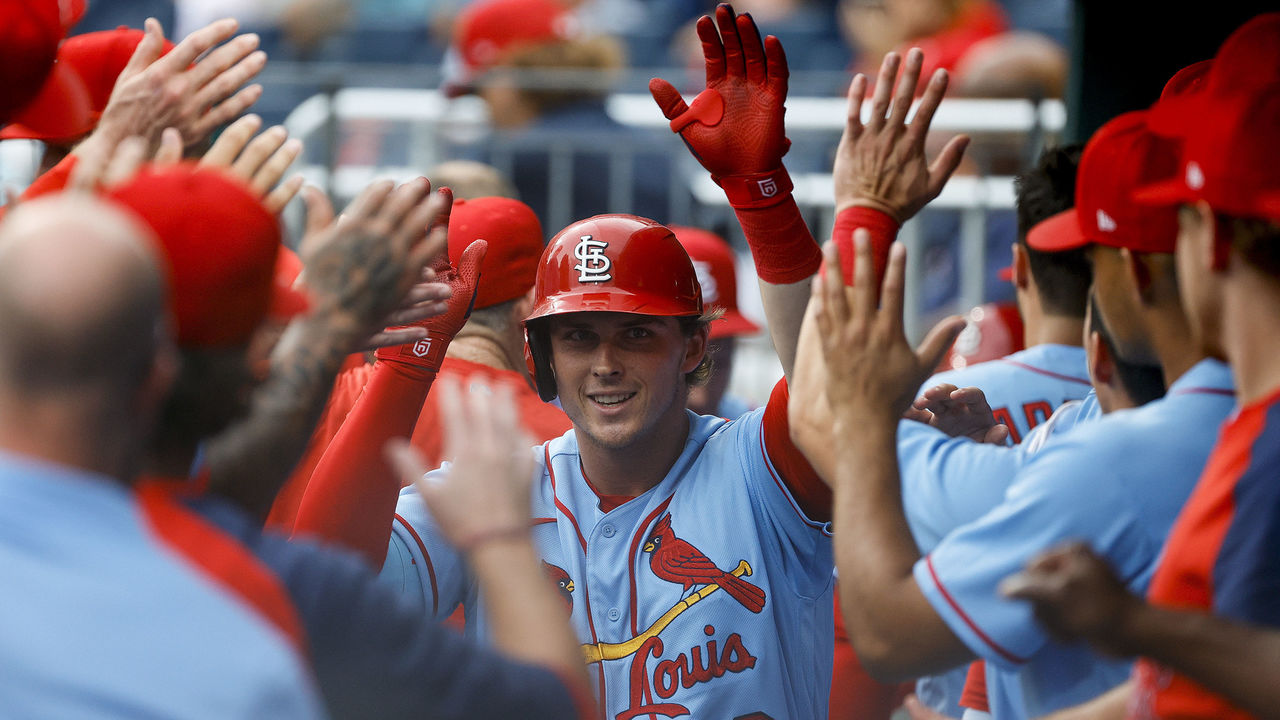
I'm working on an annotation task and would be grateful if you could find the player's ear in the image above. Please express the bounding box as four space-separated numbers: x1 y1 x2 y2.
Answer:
1121 248 1157 305
680 321 710 375
1011 243 1031 290
1087 329 1114 387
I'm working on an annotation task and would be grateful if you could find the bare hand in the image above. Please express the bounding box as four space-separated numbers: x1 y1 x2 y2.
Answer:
905 384 1010 444
87 17 266 154
999 541 1140 654
812 230 965 428
386 376 534 551
199 114 304 214
833 48 969 220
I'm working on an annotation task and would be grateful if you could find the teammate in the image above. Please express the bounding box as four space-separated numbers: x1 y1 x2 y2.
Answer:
292 7 969 716
1003 15 1280 719
791 108 1236 719
0 194 323 717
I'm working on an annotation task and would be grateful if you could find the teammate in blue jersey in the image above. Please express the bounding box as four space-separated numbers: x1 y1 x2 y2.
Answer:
792 110 1236 720
0 196 323 718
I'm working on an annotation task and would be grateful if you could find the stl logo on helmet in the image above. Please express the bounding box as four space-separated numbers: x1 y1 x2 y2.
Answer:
573 236 612 283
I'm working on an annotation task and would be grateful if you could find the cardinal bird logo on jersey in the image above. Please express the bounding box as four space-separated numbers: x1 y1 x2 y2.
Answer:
642 514 766 614
542 561 575 611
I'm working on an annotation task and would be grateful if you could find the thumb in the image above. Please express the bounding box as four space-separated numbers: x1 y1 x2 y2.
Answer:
648 77 689 121
454 239 488 320
916 315 965 377
302 185 335 236
429 186 453 234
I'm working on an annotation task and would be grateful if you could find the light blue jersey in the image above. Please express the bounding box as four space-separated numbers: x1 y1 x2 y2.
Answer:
386 408 835 720
0 452 324 719
908 344 1090 714
914 359 1235 719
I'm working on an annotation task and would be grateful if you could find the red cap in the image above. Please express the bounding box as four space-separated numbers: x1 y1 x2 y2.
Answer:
443 0 578 96
669 225 760 339
0 0 89 126
3 27 177 143
447 196 544 309
1027 111 1180 254
1149 13 1280 136
1134 87 1280 222
936 302 1024 373
269 245 310 321
106 164 285 348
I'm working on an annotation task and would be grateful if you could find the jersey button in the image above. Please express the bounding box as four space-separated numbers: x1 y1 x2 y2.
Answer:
601 523 616 538
607 607 621 622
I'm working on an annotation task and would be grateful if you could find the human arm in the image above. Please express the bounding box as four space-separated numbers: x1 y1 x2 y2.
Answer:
385 377 593 708
799 232 970 678
205 180 452 523
1003 543 1280 720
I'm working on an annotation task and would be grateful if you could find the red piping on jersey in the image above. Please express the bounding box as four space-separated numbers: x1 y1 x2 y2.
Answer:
925 555 1028 665
547 446 589 554
394 513 439 617
547 446 607 706
627 496 677 635
758 429 832 536
531 517 557 526
996 359 1091 386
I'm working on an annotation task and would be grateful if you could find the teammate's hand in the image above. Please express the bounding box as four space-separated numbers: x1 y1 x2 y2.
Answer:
811 230 965 428
904 383 1010 444
198 114 304 215
649 4 791 205
901 695 959 720
82 18 265 155
300 178 451 350
999 541 1141 654
833 48 969 221
386 377 535 554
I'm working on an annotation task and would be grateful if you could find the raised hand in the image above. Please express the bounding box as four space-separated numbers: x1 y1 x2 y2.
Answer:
1000 542 1139 654
198 114 304 214
833 48 969 221
904 383 1010 444
812 230 965 428
649 3 791 207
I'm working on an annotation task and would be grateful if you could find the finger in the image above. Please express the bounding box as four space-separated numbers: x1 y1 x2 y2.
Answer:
385 438 429 489
262 174 305 215
361 326 429 352
737 13 766 85
406 225 450 288
189 84 265 142
868 51 900 131
842 73 867 141
489 383 521 451
384 300 449 326
379 177 432 235
887 47 923 129
302 185 336 236
906 68 949 149
466 380 496 446
851 230 879 327
878 241 907 333
998 569 1054 601
345 179 395 223
153 127 184 165
716 4 746 78
917 315 967 377
983 424 1010 445
118 17 172 81
160 19 240 75
428 186 453 234
763 34 789 90
810 272 831 340
232 125 287 182
183 32 260 91
400 281 453 306
927 134 970 199
189 49 268 120
250 136 303 197
102 137 149 187
695 14 726 84
400 190 449 255
647 77 690 121
901 407 933 424
202 114 262 168
823 240 853 333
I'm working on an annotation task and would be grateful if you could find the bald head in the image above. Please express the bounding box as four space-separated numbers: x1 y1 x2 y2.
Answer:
0 195 168 398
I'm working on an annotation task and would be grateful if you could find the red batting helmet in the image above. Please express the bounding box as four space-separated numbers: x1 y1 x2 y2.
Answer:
523 214 703 401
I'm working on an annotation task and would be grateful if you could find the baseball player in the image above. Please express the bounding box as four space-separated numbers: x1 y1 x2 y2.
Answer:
292 7 969 717
1004 15 1280 719
792 108 1236 719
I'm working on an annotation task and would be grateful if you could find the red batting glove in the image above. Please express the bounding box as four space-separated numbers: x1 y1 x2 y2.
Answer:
649 5 791 208
375 234 487 372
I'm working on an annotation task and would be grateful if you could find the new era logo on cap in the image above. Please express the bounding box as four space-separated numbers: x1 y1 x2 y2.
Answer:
1096 209 1117 233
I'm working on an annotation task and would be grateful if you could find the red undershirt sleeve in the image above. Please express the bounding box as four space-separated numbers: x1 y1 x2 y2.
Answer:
832 206 900 289
292 360 436 569
762 378 831 523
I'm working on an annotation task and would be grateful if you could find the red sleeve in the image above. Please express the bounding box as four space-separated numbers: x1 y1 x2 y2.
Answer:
265 363 374 532
833 206 900 289
292 360 436 568
762 378 831 523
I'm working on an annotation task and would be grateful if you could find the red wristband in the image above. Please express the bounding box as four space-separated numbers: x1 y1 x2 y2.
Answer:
733 194 821 284
375 330 452 372
713 167 794 209
832 205 901 288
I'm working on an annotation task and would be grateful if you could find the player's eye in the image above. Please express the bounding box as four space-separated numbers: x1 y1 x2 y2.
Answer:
624 326 652 340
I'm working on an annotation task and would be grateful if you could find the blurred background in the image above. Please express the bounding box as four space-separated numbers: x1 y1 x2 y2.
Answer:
4 0 1268 406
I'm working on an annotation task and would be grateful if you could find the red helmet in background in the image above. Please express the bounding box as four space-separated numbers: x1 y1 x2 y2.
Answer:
935 301 1025 373
524 214 703 400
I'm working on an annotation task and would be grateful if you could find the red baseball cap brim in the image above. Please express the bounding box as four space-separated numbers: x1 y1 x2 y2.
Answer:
1025 208 1087 252
710 308 760 339
1131 175 1195 209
